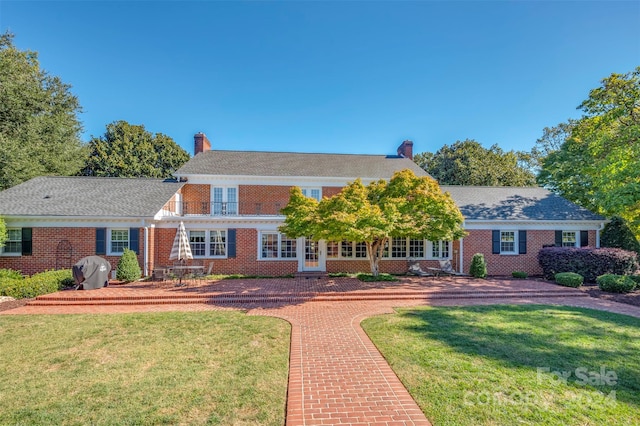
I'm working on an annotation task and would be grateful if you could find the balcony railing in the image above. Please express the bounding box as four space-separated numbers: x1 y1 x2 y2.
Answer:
161 201 284 217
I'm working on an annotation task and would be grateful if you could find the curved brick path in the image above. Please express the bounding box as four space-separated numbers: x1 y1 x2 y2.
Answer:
3 277 640 425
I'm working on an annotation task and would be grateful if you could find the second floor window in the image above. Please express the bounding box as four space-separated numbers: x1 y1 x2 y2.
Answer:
212 187 238 215
301 188 321 201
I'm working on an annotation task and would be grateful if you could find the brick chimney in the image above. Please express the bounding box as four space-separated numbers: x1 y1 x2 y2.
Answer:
397 140 413 160
194 132 211 154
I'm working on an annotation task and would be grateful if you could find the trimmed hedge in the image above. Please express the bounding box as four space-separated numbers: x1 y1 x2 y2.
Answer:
555 272 584 288
512 271 528 279
469 253 487 278
116 248 142 282
356 273 398 282
0 268 23 280
597 274 637 293
538 247 639 282
0 269 72 299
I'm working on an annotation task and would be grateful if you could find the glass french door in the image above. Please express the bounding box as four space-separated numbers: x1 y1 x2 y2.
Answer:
301 238 325 271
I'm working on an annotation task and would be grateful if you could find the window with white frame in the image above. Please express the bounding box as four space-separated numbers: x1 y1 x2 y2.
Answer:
500 231 516 254
562 231 577 247
2 229 22 254
301 188 322 201
109 229 129 254
428 240 451 259
409 238 425 258
326 241 368 259
391 237 407 258
260 232 297 259
326 241 339 259
211 187 238 215
187 230 227 257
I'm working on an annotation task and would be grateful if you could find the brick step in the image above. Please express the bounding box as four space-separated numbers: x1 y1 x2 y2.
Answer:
28 290 588 306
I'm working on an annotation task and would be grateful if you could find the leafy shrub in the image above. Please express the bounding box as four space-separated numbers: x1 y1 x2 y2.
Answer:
356 273 398 282
597 274 637 293
116 249 141 282
538 247 639 282
630 275 640 285
469 253 487 278
0 268 23 280
601 216 640 254
0 269 72 299
555 272 584 288
328 272 350 278
512 271 528 279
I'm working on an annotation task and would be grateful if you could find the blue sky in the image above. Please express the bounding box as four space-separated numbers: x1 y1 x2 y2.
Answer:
1 1 638 156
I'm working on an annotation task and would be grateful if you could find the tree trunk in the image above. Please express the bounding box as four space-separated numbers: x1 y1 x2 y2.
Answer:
367 238 387 277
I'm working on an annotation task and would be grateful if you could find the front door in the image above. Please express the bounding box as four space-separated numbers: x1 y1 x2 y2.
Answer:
300 238 326 272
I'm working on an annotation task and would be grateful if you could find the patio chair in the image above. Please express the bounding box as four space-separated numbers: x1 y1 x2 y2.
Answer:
407 260 433 277
427 259 467 277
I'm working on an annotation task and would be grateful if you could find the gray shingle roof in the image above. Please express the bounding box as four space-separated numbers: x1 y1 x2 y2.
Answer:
0 176 184 217
443 186 605 221
176 150 428 179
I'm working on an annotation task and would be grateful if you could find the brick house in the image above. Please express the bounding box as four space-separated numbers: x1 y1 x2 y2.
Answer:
0 134 606 277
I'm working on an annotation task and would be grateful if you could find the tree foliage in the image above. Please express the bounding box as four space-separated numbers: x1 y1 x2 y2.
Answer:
0 217 7 249
80 121 190 178
280 169 466 276
414 139 536 186
538 67 640 237
0 32 86 190
601 216 640 254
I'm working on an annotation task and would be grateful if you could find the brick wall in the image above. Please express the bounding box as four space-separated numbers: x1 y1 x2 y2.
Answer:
182 184 211 215
461 229 597 276
0 227 144 276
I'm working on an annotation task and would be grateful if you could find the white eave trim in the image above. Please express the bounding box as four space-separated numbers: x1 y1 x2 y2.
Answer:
174 174 385 187
463 219 608 230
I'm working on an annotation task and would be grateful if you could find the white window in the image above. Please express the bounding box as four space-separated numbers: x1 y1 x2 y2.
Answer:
188 230 227 258
391 237 408 258
260 232 297 260
301 188 322 201
1 229 22 254
109 229 129 254
211 187 238 215
326 241 368 259
409 238 425 258
500 231 516 254
428 240 451 259
562 231 577 247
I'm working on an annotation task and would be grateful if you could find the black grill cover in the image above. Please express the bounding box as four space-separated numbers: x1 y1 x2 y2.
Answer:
72 256 111 290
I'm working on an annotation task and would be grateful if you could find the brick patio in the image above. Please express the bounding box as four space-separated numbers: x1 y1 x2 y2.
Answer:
3 276 640 425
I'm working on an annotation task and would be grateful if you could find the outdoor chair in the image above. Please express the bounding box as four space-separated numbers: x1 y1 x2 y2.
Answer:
407 260 433 277
427 259 467 277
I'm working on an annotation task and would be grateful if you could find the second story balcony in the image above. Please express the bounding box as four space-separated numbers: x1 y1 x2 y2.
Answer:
160 201 285 217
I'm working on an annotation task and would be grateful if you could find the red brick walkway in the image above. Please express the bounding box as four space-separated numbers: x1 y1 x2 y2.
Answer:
3 277 640 425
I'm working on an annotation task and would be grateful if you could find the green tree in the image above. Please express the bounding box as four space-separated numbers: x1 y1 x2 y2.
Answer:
80 121 190 178
601 216 640 254
414 139 536 186
280 169 466 276
538 67 640 237
0 217 7 249
116 248 142 282
0 32 86 190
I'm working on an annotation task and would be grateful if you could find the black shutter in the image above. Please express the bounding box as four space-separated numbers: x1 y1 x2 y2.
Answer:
129 228 140 254
555 231 563 247
96 228 106 255
492 230 501 254
227 229 236 258
580 230 589 247
21 228 32 256
518 230 527 254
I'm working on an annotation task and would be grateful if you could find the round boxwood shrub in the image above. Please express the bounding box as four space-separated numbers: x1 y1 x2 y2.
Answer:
512 271 528 279
469 253 487 278
597 274 637 293
116 249 142 282
554 272 584 288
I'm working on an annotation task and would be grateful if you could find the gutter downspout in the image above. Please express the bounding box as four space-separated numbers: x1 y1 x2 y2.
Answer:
596 222 605 248
143 221 149 276
459 220 465 274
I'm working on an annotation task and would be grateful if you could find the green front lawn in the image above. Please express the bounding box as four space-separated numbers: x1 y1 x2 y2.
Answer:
0 311 290 425
362 305 640 425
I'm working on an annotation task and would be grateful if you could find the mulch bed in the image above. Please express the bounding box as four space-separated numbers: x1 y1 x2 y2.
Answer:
0 298 31 312
580 283 640 308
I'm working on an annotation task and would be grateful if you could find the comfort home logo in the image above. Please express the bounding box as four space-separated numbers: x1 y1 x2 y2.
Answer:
463 366 618 408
